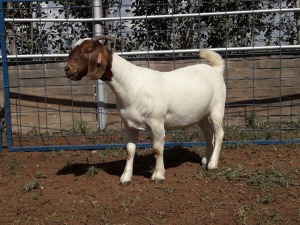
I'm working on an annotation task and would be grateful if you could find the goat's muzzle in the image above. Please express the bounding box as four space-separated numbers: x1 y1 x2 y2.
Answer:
64 65 82 81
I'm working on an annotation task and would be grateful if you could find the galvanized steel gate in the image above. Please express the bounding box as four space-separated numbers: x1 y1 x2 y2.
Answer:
1 0 300 152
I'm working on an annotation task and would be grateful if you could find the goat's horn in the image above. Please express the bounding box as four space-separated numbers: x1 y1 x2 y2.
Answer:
92 35 115 43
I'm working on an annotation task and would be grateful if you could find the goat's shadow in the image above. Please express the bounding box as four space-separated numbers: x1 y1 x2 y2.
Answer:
56 146 202 178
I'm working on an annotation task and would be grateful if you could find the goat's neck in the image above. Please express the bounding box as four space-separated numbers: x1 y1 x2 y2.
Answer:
106 54 136 98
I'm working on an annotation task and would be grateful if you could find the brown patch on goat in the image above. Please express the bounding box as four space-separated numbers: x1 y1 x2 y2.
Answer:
65 45 89 81
127 151 131 160
65 40 113 81
101 47 113 81
153 149 160 156
86 43 113 81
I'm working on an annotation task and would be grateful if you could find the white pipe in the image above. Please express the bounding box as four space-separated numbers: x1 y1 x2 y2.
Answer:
4 8 300 22
2 45 300 59
92 0 106 130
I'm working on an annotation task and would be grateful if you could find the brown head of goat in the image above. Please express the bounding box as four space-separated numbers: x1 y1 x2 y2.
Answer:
65 35 114 81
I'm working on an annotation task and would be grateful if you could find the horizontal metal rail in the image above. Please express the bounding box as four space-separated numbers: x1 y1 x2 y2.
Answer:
1 45 300 59
4 8 300 23
4 139 300 152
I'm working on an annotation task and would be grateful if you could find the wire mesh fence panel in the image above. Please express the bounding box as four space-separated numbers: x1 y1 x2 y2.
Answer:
0 0 300 151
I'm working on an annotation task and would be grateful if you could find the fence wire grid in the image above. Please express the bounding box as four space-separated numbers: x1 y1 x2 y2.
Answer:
0 0 300 152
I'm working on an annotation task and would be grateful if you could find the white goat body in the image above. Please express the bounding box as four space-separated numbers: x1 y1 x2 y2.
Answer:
109 53 224 131
66 38 226 186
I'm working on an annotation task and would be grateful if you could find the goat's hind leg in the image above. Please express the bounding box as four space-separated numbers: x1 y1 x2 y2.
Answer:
208 123 224 170
207 104 225 170
120 128 139 186
198 117 214 168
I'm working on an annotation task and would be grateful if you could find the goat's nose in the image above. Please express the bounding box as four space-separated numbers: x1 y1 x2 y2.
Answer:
65 66 70 72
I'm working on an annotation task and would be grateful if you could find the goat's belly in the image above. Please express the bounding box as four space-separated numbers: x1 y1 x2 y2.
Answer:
164 110 207 130
163 94 212 129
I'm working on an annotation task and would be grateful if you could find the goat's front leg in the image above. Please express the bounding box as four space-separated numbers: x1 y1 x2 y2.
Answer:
120 128 139 186
151 125 166 183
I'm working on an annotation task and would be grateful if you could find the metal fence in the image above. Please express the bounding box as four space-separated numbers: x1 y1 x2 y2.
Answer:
1 0 300 152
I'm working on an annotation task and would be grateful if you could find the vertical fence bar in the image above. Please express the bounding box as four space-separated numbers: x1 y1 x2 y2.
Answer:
0 1 12 150
296 0 300 43
278 2 283 143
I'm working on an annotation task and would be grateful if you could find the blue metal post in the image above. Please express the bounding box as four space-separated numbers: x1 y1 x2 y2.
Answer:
0 115 2 152
0 1 13 150
0 1 4 152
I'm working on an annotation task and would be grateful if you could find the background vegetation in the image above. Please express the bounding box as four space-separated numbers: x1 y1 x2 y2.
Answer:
3 0 299 57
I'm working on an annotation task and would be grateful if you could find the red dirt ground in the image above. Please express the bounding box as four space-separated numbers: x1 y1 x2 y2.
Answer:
0 144 299 225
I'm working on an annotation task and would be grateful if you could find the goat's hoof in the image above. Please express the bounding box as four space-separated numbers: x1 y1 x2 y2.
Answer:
207 162 218 170
154 179 164 184
120 181 131 187
201 157 207 167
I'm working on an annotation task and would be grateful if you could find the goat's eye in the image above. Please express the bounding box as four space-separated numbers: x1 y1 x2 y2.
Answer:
81 50 90 55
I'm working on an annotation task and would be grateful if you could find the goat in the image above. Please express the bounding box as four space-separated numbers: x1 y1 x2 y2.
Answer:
65 35 226 186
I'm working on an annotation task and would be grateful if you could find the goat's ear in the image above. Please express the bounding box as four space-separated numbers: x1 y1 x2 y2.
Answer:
86 46 107 81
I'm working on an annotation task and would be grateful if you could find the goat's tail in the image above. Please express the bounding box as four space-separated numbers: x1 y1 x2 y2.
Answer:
200 49 224 74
